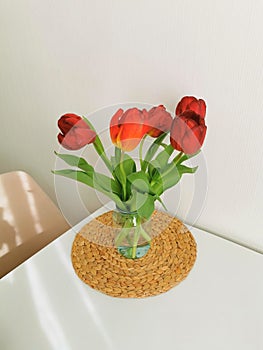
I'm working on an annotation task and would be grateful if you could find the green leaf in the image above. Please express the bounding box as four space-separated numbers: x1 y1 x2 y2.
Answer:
55 151 121 195
148 159 161 171
150 162 198 196
141 133 168 172
177 164 198 174
148 162 159 179
153 144 174 169
137 192 155 220
113 154 136 184
93 172 121 194
123 190 155 220
152 165 181 195
127 171 150 193
177 150 201 164
122 154 137 175
52 169 94 187
55 152 94 173
52 169 126 210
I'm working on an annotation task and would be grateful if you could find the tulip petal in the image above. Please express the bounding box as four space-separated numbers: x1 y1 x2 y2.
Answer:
118 123 144 151
74 128 96 147
189 99 206 119
182 125 206 154
182 133 199 154
58 114 82 134
57 133 64 145
184 117 198 129
57 114 96 150
170 118 184 151
170 110 207 155
175 96 196 116
199 99 206 118
110 109 123 146
198 124 207 145
176 96 206 119
110 107 146 151
146 105 172 137
58 133 79 150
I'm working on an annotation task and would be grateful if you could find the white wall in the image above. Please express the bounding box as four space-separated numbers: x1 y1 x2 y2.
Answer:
1 0 263 251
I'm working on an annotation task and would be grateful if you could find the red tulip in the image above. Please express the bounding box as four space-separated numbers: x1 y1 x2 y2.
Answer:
170 110 207 155
58 113 96 150
145 105 173 137
110 108 147 151
176 96 206 119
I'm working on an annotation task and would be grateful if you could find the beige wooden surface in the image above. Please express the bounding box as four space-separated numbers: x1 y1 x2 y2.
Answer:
0 171 70 278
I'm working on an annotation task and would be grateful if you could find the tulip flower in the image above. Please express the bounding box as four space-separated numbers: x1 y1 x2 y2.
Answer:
58 113 96 150
55 99 207 260
176 96 206 119
110 108 147 152
170 110 207 155
145 105 173 137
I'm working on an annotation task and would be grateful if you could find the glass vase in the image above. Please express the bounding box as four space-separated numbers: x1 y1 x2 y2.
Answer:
112 208 152 259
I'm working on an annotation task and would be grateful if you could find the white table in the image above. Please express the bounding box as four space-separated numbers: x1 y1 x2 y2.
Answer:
1 205 263 350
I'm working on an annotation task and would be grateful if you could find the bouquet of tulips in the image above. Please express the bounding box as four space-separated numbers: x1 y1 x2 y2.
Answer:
54 96 207 258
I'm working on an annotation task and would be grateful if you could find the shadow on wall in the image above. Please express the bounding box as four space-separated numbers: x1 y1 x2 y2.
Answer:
0 171 70 278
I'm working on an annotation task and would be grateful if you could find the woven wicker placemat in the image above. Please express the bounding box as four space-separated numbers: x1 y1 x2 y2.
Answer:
71 210 197 298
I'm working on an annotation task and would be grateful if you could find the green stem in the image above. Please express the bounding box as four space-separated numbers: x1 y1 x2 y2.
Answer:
115 225 131 247
172 151 184 165
156 195 168 211
126 234 132 246
83 116 112 172
120 150 127 201
115 215 135 246
115 146 121 163
100 151 113 172
93 136 112 172
139 134 147 169
132 225 141 259
140 226 151 242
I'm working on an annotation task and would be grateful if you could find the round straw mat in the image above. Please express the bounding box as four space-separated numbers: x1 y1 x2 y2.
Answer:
71 210 197 298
